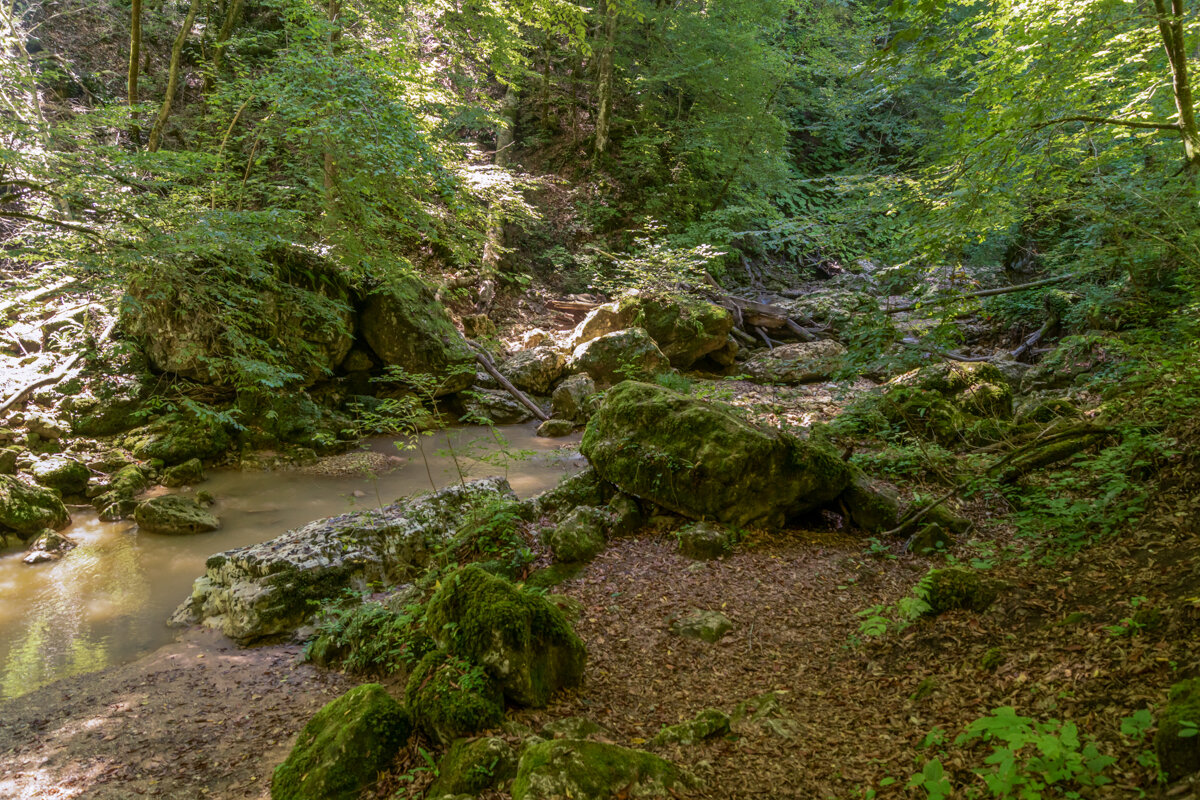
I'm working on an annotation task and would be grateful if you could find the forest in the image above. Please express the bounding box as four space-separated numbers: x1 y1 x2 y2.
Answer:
1 0 1199 797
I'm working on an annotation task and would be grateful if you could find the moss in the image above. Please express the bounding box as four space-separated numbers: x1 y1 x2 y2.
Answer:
529 467 613 521
30 456 90 496
263 563 363 632
161 457 205 488
650 709 731 746
404 651 505 745
1156 679 1200 780
271 683 411 800
427 737 518 797
543 506 608 563
512 739 696 800
581 381 850 529
126 412 232 465
923 568 997 615
979 647 1004 671
425 564 586 707
525 563 583 590
675 522 736 560
0 475 71 537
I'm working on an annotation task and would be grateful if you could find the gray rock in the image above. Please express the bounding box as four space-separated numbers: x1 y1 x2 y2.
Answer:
841 472 901 533
171 477 517 642
676 521 736 560
537 419 576 438
650 708 731 746
26 413 70 440
23 528 76 565
550 373 598 423
512 740 696 800
671 609 734 643
742 340 847 385
161 457 205 488
30 456 89 496
544 506 608 563
0 475 70 538
134 495 221 535
462 388 535 424
500 346 567 395
570 328 670 387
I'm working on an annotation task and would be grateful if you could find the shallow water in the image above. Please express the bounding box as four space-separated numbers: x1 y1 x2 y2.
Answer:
0 423 583 699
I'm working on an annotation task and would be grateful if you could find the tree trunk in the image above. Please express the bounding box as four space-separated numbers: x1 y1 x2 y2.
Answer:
323 0 342 214
477 86 519 314
204 0 242 92
1152 0 1200 167
128 0 142 107
593 0 617 163
147 0 202 152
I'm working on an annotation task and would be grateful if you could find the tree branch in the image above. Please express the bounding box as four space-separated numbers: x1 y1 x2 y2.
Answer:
1032 115 1180 132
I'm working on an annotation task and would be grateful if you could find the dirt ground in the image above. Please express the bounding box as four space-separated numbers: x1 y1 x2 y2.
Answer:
0 629 351 800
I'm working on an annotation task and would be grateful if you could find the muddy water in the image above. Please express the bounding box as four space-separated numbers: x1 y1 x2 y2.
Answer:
0 423 583 699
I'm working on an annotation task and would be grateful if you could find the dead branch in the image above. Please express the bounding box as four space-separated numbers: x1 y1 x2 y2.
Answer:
467 343 550 422
0 318 115 416
884 273 1076 315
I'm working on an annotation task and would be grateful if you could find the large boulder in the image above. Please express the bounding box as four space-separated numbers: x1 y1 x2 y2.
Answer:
171 478 517 642
134 495 221 535
569 293 733 369
543 506 608 563
551 373 599 423
123 249 354 387
124 413 232 465
0 475 70 539
499 347 567 395
359 274 476 397
512 740 695 800
570 328 670 387
404 651 506 745
581 381 851 529
742 340 847 385
30 456 89 496
425 564 587 707
271 683 411 800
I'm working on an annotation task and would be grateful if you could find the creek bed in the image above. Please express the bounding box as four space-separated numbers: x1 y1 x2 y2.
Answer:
0 423 583 699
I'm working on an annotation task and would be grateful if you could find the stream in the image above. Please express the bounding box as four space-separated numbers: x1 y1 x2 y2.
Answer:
0 423 583 700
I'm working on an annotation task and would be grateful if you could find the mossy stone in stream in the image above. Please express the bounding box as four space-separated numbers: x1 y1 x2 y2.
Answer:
30 456 89 496
536 419 576 438
0 475 70 538
161 457 205 488
134 494 221 535
427 736 518 797
91 463 150 521
404 651 505 745
425 564 586 707
270 683 411 800
511 740 696 800
922 568 996 615
1155 679 1200 780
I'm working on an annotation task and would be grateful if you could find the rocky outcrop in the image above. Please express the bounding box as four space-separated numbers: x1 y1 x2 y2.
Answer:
124 413 232 465
0 475 70 539
581 381 851 528
570 328 670 387
359 274 475 397
425 564 587 707
742 340 847 385
882 361 1013 443
134 495 221 535
123 249 354 387
271 683 411 800
512 740 695 800
171 478 517 642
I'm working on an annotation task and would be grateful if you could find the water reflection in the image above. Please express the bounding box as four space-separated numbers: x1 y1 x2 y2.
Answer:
0 423 582 698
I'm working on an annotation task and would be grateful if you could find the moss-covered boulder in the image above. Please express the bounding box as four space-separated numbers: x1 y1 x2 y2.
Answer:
742 340 848 385
526 467 614 521
427 736 518 797
404 651 505 745
570 329 670 387
134 495 221 535
0 448 18 475
1155 679 1200 780
676 521 736 560
512 740 696 800
650 708 731 746
30 456 90 496
271 683 411 800
161 457 205 488
499 346 568 395
425 564 587 707
125 413 232 465
91 463 151 521
360 274 475 397
462 388 535 425
616 293 734 369
923 568 997 615
550 373 599 423
890 362 1013 418
840 472 901 533
0 475 70 538
124 249 354 389
581 381 851 529
543 506 608 563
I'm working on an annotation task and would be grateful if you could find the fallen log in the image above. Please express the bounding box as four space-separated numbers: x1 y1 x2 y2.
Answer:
0 318 115 416
0 276 76 318
884 273 1076 315
467 343 550 422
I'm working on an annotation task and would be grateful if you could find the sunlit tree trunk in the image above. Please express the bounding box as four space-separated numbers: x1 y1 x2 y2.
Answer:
1151 0 1200 167
148 0 202 152
323 0 342 215
128 0 142 142
204 0 243 93
0 0 51 151
593 0 617 163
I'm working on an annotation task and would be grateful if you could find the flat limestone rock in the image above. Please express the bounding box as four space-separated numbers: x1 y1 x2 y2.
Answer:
171 477 517 642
